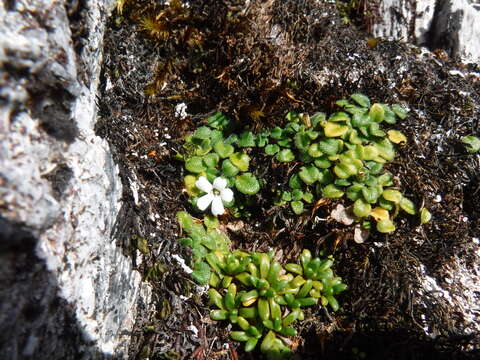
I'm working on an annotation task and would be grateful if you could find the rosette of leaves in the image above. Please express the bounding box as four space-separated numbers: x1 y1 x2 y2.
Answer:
205 248 346 358
176 211 230 284
262 94 428 233
181 112 261 215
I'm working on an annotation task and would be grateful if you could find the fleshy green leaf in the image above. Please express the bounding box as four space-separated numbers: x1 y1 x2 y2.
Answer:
292 189 303 201
318 139 340 155
461 136 480 153
322 184 344 198
298 165 320 185
289 174 303 189
222 159 239 177
376 219 396 233
324 122 349 137
420 208 432 224
295 132 311 150
265 144 280 155
270 127 283 139
203 153 220 168
193 126 211 140
353 198 371 217
400 197 417 215
276 149 295 162
391 104 408 119
238 131 256 147
213 141 235 158
207 112 230 130
351 93 371 108
185 156 206 173
192 261 211 284
235 173 260 195
230 152 250 171
329 112 350 122
369 103 385 123
291 200 304 215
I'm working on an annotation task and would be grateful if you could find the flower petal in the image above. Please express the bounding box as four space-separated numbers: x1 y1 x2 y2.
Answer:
211 196 225 216
220 188 233 203
196 176 213 193
213 177 227 191
197 193 214 211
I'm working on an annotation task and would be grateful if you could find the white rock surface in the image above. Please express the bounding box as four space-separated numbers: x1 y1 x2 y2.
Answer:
0 0 150 358
373 0 480 62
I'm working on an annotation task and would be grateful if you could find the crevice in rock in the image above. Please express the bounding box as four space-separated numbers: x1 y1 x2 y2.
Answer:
425 0 463 57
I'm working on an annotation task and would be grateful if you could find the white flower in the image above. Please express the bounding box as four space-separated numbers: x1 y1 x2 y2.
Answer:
195 176 233 216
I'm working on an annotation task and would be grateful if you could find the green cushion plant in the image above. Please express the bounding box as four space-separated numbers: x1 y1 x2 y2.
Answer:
177 213 346 359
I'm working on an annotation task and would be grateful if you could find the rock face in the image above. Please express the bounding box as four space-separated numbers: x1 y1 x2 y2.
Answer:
373 0 480 62
0 0 149 358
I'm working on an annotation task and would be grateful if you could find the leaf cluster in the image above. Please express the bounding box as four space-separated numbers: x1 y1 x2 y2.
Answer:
181 112 261 216
177 213 346 358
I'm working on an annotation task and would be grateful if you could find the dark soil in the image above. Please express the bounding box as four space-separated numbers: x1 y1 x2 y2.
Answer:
96 1 480 359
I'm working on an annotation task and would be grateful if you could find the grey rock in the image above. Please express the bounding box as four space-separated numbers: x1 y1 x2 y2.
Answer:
373 0 480 62
0 0 151 358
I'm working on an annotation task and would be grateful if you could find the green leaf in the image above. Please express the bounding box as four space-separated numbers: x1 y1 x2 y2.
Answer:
334 178 351 187
184 175 200 196
314 156 332 169
324 122 349 137
400 197 417 215
203 153 220 168
265 144 280 155
317 169 334 185
420 208 432 224
299 165 320 185
391 104 408 119
351 113 370 128
277 138 292 147
185 156 206 173
286 111 300 123
378 197 394 211
365 161 383 175
289 174 303 189
291 200 304 215
308 143 323 157
230 152 250 171
222 159 240 177
276 149 295 162
192 261 211 284
281 191 292 201
295 132 311 150
238 131 256 147
207 112 230 130
376 219 396 233
369 122 386 137
225 134 238 145
204 215 219 230
270 127 283 139
231 331 249 342
193 126 211 140
318 139 340 155
292 189 303 201
382 189 402 203
311 112 326 128
235 173 260 195
351 93 371 108
381 104 397 124
462 136 480 153
353 198 371 217
329 112 350 122
369 103 385 123
322 184 344 198
256 132 269 147
213 141 235 158
362 186 381 204
303 192 314 203
346 184 364 201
